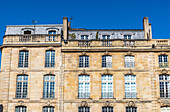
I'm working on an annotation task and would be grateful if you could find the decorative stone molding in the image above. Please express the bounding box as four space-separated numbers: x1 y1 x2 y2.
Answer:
45 70 54 75
79 69 89 75
80 101 88 107
128 101 135 107
163 100 169 106
18 100 25 106
46 46 55 51
125 51 133 56
161 69 168 74
19 47 28 51
160 52 167 55
104 51 109 56
103 69 110 75
126 69 134 75
81 52 86 55
19 70 27 75
45 100 52 106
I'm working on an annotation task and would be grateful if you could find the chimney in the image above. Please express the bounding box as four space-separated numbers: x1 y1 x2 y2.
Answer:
143 17 152 40
63 17 68 40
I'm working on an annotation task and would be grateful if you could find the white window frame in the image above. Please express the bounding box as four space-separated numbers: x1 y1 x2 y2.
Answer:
16 75 28 98
15 106 27 112
159 75 170 98
46 30 56 42
45 50 55 68
18 51 29 68
43 106 54 112
126 107 137 112
125 56 135 68
78 75 90 98
79 56 89 68
78 107 90 112
102 55 112 68
102 107 113 112
161 107 170 112
81 35 89 40
102 75 113 98
159 55 168 68
125 75 137 98
43 75 55 98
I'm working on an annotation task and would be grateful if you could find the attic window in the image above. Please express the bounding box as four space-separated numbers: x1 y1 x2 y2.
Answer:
24 30 31 34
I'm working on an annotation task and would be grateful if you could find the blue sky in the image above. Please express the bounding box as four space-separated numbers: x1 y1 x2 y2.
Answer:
0 0 169 49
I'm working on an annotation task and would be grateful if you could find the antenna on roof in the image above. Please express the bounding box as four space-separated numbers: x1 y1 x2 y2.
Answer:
32 20 38 34
69 17 74 28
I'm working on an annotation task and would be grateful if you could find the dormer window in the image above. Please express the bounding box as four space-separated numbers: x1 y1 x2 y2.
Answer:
24 30 31 34
46 30 56 41
81 35 88 40
124 35 131 39
102 35 110 40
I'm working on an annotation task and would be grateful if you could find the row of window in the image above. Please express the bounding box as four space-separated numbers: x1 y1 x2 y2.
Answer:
19 51 169 68
16 74 170 99
14 106 170 112
80 35 132 40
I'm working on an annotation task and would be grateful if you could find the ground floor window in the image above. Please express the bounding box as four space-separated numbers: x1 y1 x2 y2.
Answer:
43 106 54 112
102 107 113 112
15 106 27 112
126 107 137 112
78 107 90 112
161 107 170 112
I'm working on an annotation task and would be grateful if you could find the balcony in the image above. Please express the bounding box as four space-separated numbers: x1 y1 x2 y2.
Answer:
78 41 90 47
3 34 61 44
101 40 112 47
125 92 137 98
101 92 113 98
78 92 90 99
123 40 135 46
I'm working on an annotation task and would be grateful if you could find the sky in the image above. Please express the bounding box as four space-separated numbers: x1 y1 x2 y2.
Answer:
0 0 170 64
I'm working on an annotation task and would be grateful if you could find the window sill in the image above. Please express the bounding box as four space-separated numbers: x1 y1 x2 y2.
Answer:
13 98 30 99
123 98 139 99
77 98 92 100
99 98 116 99
41 98 57 100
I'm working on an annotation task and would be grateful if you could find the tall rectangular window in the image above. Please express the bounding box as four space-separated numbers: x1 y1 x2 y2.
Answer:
159 75 170 98
125 75 137 98
161 107 170 112
102 75 113 98
78 75 90 98
79 56 89 68
78 107 90 112
125 56 135 68
102 56 112 68
15 106 27 112
43 75 55 98
45 50 55 68
102 107 113 112
126 107 137 112
81 35 88 40
159 55 168 68
18 51 29 68
16 75 28 98
43 106 54 112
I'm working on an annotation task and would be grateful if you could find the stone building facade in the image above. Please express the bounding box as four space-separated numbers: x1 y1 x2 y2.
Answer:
0 17 170 112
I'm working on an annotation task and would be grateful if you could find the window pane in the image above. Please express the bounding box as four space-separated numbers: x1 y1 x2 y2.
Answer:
159 75 170 98
43 107 54 112
125 75 136 98
79 56 89 68
125 56 135 68
15 106 27 112
19 51 29 68
45 51 55 68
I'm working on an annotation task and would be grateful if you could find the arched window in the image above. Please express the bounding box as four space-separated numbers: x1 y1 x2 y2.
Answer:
18 50 29 68
45 50 55 68
102 106 113 112
126 107 137 112
159 55 168 68
15 106 27 112
24 30 31 34
79 55 89 68
101 75 113 98
159 75 170 98
161 107 170 112
78 107 90 112
125 75 136 98
43 106 54 112
124 55 135 68
16 75 28 98
43 75 55 98
78 75 90 98
102 55 112 68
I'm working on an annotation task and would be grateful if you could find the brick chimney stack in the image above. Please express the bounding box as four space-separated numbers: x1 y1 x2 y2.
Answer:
143 17 152 40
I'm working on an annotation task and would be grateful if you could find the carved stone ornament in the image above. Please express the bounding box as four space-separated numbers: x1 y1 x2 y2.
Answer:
163 100 169 106
128 101 135 107
80 101 88 107
20 47 28 51
161 69 168 74
160 52 167 55
104 51 109 55
127 69 133 75
103 69 109 75
104 101 110 107
20 70 27 75
45 100 52 106
81 52 86 55
47 46 54 50
126 51 133 56
45 70 53 75
18 100 24 106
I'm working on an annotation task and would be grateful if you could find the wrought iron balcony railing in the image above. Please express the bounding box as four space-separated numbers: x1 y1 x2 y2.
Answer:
78 41 90 47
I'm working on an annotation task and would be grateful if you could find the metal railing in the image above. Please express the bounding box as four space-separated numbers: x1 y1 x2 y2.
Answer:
123 40 135 46
101 92 113 98
78 92 90 98
101 40 112 47
125 92 137 98
78 41 90 47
